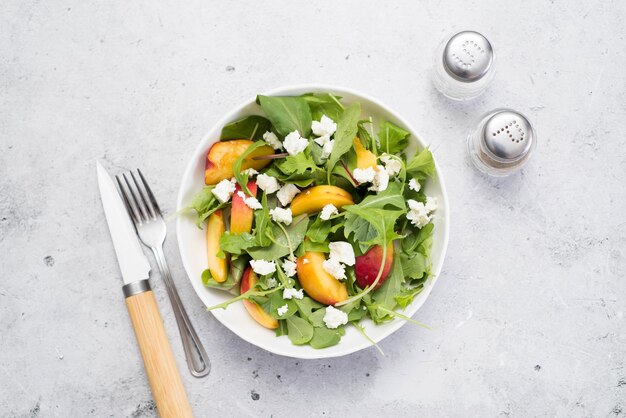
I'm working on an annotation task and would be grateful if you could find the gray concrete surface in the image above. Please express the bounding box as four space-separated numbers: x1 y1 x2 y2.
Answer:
1 0 625 417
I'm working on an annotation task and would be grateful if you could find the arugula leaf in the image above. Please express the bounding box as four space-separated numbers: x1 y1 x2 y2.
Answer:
275 320 288 336
309 327 342 349
201 268 237 292
307 308 327 327
371 252 403 316
301 93 344 121
247 215 309 260
264 291 297 319
306 214 342 243
355 182 406 211
187 187 222 227
219 232 256 256
357 119 376 151
343 206 403 247
252 193 271 247
401 223 434 254
286 315 314 345
378 121 410 154
344 215 378 253
406 148 436 180
233 141 267 195
277 150 320 175
302 240 330 253
327 103 361 172
221 115 271 141
399 251 426 280
395 285 424 309
293 297 324 320
257 95 312 137
262 166 319 188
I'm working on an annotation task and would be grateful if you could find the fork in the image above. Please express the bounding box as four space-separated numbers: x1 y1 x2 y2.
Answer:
116 169 210 378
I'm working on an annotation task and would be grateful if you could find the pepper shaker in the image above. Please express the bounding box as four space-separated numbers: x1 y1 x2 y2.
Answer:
467 109 537 176
433 30 496 100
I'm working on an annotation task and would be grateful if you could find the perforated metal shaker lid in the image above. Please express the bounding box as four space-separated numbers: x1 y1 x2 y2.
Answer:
443 31 494 82
482 110 534 161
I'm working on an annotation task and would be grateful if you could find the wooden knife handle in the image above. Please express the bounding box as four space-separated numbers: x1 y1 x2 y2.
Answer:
124 282 193 418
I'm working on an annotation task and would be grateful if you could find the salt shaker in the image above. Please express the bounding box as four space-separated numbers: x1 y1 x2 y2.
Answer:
467 109 536 176
433 30 495 100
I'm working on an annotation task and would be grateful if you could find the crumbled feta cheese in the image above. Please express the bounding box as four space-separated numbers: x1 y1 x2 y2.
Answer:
380 154 402 177
236 191 262 210
277 183 300 206
311 115 337 137
323 305 348 329
313 134 331 147
408 178 421 192
250 259 276 276
302 258 310 265
256 174 280 194
406 199 430 228
320 204 338 220
270 207 293 225
283 130 308 156
321 140 334 159
277 304 289 316
263 131 283 150
283 288 304 300
322 257 346 280
282 259 297 277
212 178 236 203
266 277 277 288
328 241 355 266
369 165 389 192
353 167 376 183
241 168 258 177
425 196 438 213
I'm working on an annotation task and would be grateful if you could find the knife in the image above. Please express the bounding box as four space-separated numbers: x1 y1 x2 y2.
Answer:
97 162 193 418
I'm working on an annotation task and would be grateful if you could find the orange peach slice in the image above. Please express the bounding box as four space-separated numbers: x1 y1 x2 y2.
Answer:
296 252 348 305
204 139 274 185
290 185 353 216
355 244 394 289
353 137 377 169
240 267 278 329
206 210 228 282
230 181 257 234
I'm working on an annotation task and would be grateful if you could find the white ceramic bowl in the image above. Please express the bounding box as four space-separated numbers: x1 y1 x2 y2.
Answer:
176 84 449 359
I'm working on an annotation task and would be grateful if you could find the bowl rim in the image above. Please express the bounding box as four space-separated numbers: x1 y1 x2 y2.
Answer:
176 83 450 359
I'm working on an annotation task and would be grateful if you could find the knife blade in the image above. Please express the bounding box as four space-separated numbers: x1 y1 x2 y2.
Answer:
97 161 151 284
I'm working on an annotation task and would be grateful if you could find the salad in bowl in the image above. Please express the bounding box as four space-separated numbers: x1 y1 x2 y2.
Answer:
177 86 448 357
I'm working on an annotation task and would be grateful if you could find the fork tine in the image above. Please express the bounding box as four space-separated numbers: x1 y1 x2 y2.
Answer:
137 169 162 218
115 175 141 225
130 171 156 220
122 172 148 222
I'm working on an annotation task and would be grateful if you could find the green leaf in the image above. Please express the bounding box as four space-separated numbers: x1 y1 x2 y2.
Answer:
286 315 314 345
220 115 271 141
401 222 434 254
277 150 320 175
406 148 436 180
233 141 267 195
307 308 327 327
355 182 406 211
395 285 424 309
188 187 222 227
253 193 271 247
257 95 312 137
399 251 427 280
344 216 378 253
371 252 403 313
293 297 324 320
264 291 297 319
357 119 376 151
302 240 330 253
327 103 361 171
247 215 309 260
306 214 342 243
219 232 256 256
309 326 342 349
275 320 289 336
262 166 319 188
378 121 410 154
301 93 344 121
201 269 237 292
343 206 403 247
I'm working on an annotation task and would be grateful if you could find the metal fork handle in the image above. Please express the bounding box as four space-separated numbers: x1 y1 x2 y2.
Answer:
150 245 211 378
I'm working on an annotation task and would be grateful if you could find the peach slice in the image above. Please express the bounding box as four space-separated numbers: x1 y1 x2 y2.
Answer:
230 181 257 234
296 252 348 305
290 185 354 216
355 244 394 289
204 139 274 185
206 210 228 283
240 266 278 329
353 137 377 169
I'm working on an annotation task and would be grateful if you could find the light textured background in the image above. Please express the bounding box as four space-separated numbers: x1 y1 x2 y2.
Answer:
1 0 625 417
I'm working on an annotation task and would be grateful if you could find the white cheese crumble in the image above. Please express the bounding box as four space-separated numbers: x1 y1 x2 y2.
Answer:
266 277 277 288
277 304 289 316
323 305 348 329
312 115 337 137
250 259 276 276
425 196 438 213
353 167 376 183
283 288 304 300
269 207 293 225
406 199 430 228
263 131 283 150
241 168 258 177
212 178 236 203
256 173 280 194
313 134 331 147
408 178 421 192
328 241 355 266
277 183 300 206
282 259 297 277
283 130 308 156
322 257 346 280
236 191 262 210
369 165 389 192
313 134 334 159
320 204 338 220
380 154 402 177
